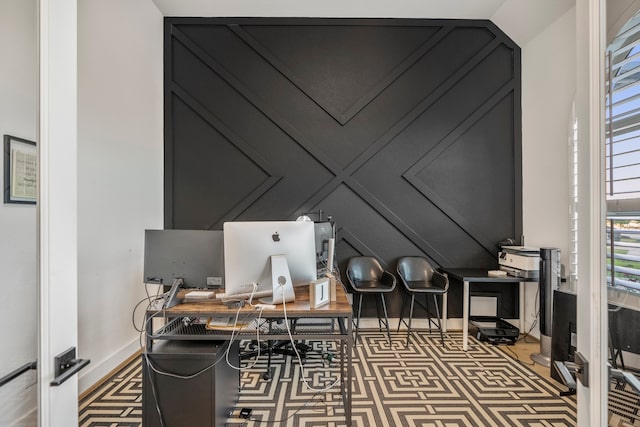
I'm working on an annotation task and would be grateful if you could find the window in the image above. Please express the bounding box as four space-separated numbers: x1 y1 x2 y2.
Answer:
606 12 640 294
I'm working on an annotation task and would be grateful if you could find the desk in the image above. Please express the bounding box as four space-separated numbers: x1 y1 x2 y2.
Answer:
146 283 353 426
439 268 537 351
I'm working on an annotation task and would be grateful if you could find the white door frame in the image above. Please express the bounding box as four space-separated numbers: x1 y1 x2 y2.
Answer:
575 0 608 425
37 0 78 425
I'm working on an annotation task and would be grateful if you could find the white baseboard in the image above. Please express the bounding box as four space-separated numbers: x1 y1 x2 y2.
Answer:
8 408 36 427
78 337 141 394
356 317 465 331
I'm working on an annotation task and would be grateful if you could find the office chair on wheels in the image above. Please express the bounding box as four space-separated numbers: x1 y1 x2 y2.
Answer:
346 256 396 345
396 256 449 346
241 319 310 381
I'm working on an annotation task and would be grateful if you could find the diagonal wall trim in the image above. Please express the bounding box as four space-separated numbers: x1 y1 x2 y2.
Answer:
405 81 515 176
170 25 343 178
344 179 452 266
169 87 284 228
338 227 386 265
229 24 455 126
171 85 277 177
290 39 511 266
297 38 505 215
403 82 516 256
205 177 283 230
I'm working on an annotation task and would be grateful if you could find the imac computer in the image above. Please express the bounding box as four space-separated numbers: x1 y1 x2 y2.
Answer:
223 221 317 304
143 229 224 307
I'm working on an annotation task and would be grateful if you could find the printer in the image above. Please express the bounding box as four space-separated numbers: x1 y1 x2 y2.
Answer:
498 246 540 278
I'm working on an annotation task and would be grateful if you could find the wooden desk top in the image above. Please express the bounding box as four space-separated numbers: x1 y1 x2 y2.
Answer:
440 267 537 283
161 281 352 318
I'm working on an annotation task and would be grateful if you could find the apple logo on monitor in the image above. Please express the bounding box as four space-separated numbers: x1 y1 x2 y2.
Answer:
272 232 280 242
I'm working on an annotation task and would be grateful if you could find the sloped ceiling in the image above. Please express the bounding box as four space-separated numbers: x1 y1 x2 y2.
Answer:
492 0 574 45
152 0 574 46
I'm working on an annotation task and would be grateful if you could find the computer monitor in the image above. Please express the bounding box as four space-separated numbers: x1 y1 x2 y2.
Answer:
223 221 317 303
314 221 334 269
143 229 225 304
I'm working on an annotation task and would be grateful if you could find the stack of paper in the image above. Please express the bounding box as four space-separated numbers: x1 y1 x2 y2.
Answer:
206 317 250 330
184 290 215 300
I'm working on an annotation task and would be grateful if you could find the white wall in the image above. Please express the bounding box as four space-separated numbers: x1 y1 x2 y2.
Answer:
519 8 576 335
0 0 38 425
77 0 163 392
492 0 574 47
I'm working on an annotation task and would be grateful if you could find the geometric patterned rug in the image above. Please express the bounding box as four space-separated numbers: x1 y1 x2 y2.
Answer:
79 331 583 427
230 331 578 427
610 380 640 427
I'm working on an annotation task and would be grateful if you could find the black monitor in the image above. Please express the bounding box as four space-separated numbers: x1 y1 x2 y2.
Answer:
314 221 334 269
143 229 224 306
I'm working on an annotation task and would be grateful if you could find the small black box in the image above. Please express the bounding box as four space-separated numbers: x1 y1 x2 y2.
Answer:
469 316 519 345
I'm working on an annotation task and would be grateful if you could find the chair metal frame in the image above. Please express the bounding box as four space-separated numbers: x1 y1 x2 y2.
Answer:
396 256 449 346
346 256 396 345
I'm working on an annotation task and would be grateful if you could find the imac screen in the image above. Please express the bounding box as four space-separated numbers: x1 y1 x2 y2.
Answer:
143 229 224 289
223 221 317 298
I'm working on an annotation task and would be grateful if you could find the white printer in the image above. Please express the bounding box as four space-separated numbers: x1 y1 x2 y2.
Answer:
498 246 540 278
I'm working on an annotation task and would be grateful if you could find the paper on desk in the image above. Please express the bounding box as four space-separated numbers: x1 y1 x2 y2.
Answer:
206 317 250 330
488 270 507 277
184 290 215 299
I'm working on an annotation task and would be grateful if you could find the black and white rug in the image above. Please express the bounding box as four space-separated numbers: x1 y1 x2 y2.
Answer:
610 379 640 427
79 331 584 426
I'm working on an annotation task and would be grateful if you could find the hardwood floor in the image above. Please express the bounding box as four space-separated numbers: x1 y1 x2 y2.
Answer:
497 336 555 380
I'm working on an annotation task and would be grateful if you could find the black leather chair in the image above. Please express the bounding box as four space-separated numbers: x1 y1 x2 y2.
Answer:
346 256 396 344
396 256 449 346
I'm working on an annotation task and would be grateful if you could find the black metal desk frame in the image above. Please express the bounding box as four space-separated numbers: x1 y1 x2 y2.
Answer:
440 268 537 351
145 293 353 426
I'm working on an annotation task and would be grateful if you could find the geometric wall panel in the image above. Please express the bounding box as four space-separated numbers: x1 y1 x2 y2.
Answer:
164 18 522 318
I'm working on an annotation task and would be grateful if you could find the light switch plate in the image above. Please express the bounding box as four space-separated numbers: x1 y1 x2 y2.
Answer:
309 277 330 308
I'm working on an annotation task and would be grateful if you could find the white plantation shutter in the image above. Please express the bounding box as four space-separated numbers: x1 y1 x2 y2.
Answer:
606 12 640 297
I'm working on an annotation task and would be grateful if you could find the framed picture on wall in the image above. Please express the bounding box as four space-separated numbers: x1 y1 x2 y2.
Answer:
4 135 37 204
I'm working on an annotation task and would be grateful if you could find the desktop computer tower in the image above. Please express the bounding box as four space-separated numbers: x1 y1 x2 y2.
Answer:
142 340 239 427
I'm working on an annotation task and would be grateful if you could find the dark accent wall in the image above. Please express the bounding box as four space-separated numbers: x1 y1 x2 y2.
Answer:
164 18 522 319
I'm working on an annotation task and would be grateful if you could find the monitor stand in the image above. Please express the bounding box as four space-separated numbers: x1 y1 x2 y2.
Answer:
260 254 295 305
164 278 184 308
